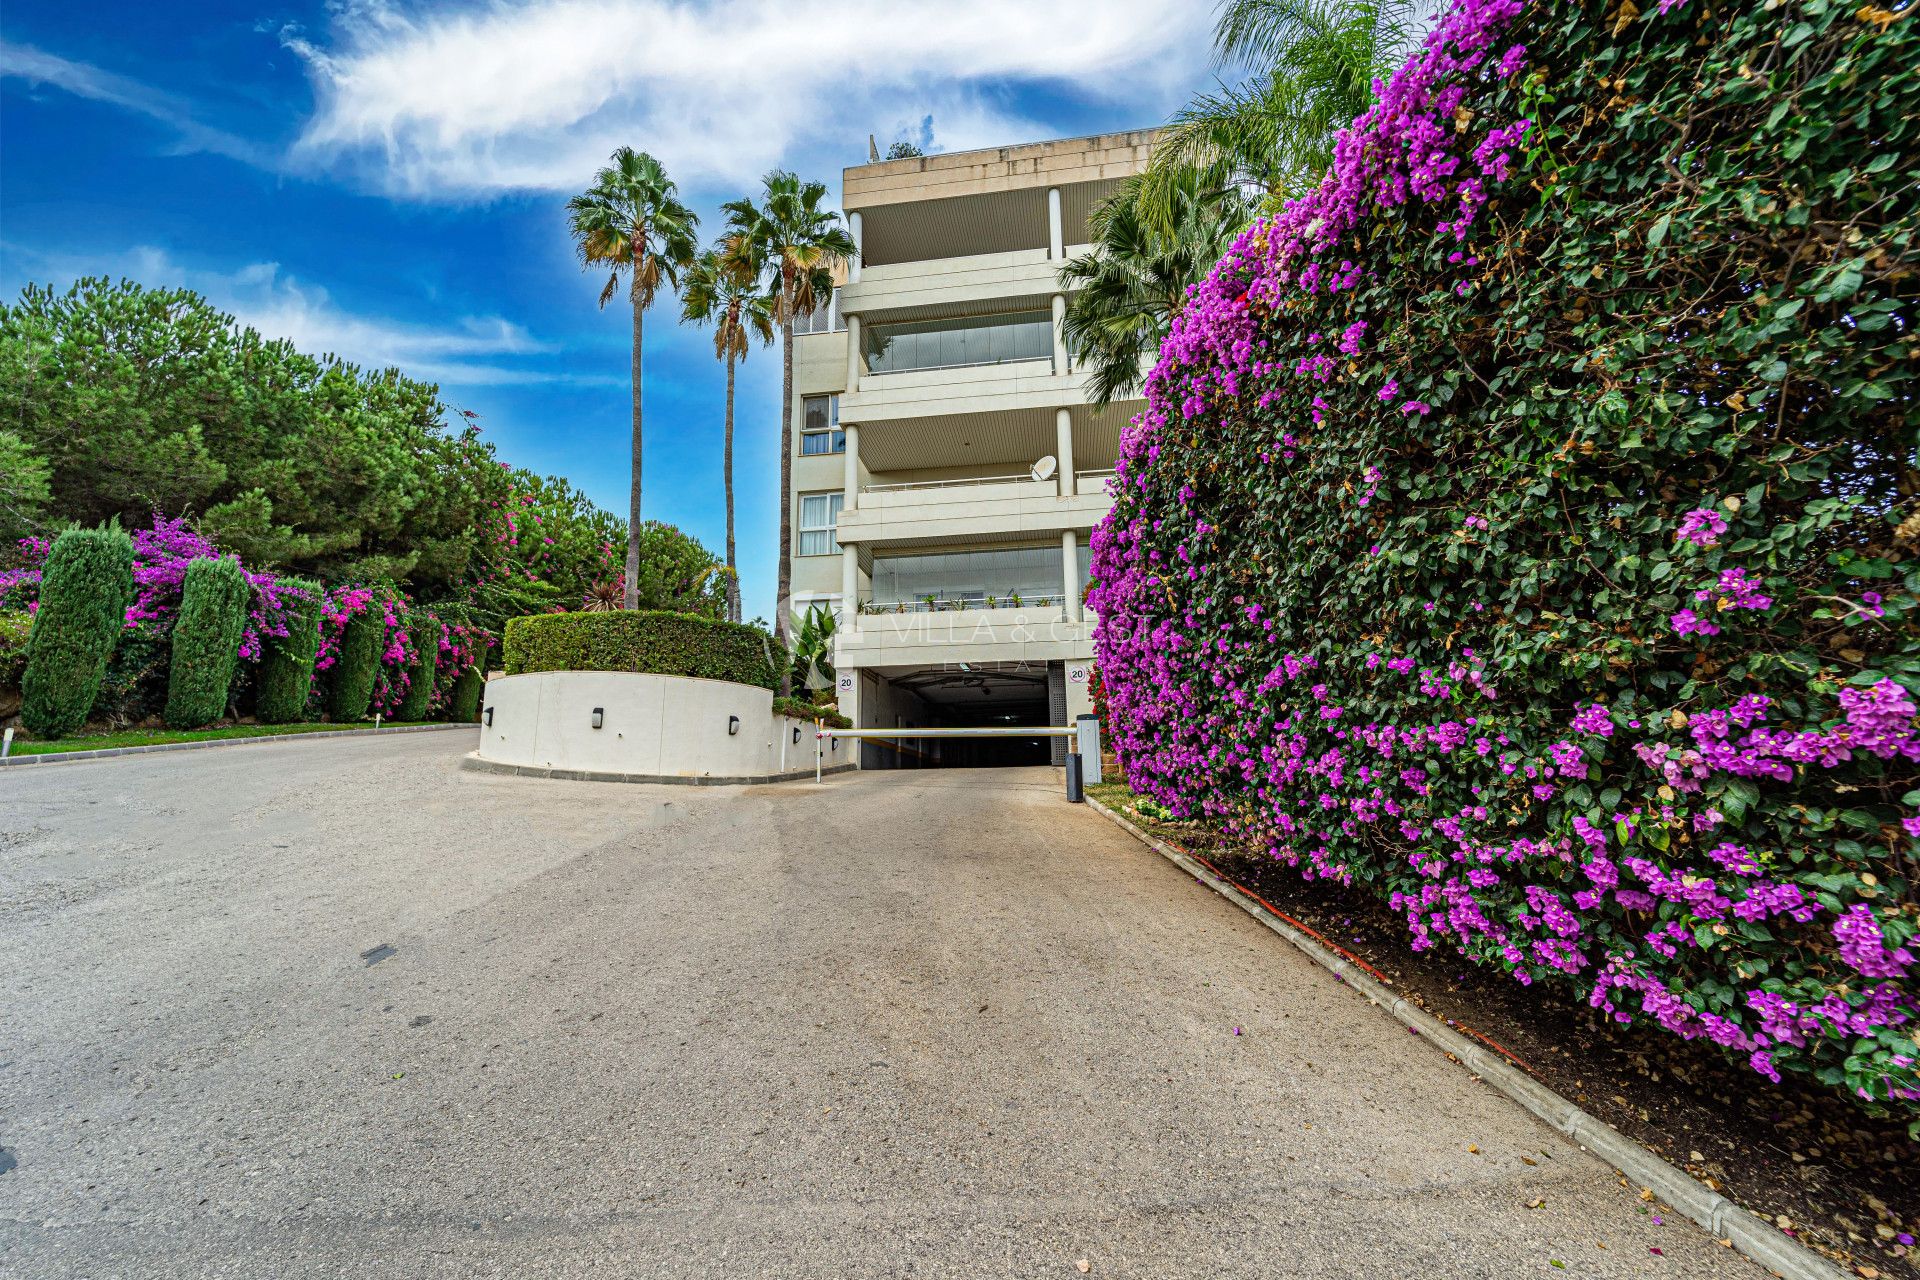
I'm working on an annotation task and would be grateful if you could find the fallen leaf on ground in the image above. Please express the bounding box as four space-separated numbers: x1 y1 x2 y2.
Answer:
1075 1260 1091 1274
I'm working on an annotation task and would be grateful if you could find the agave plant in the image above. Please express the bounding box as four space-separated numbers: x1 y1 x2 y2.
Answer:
787 602 837 693
581 579 624 612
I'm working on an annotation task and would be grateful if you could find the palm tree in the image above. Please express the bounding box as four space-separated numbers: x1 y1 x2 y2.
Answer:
1137 0 1423 228
1060 168 1249 406
721 172 855 688
567 148 699 610
681 239 774 623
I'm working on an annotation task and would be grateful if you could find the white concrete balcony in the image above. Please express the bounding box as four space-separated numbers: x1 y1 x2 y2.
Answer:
839 245 1090 322
836 474 1111 548
837 605 1094 668
842 359 1088 425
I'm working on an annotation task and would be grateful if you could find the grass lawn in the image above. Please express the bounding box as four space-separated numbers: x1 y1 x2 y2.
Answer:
6 721 454 757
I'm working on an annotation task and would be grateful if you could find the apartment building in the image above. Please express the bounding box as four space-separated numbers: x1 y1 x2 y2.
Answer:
786 130 1154 767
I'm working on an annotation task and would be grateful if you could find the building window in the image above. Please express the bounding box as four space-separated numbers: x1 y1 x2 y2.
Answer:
798 492 844 556
869 545 1065 609
863 310 1052 374
800 394 844 456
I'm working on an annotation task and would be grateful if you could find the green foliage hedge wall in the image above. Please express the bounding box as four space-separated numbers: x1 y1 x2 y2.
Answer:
164 556 249 729
1091 0 1920 1117
503 611 779 690
21 526 134 737
255 579 322 724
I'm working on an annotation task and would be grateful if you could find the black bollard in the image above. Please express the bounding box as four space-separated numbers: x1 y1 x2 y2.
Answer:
1066 751 1084 803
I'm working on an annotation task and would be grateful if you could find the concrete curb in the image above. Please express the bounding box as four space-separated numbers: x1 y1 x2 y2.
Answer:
459 752 857 787
1084 794 1850 1280
0 722 474 768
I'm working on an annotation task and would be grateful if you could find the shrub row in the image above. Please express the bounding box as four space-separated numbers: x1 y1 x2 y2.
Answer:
7 521 492 735
1091 0 1919 1118
503 610 779 690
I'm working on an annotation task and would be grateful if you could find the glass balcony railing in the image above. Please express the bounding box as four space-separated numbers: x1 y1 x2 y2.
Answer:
863 545 1090 612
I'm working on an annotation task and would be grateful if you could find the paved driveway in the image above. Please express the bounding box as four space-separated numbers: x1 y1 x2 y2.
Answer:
0 734 1752 1278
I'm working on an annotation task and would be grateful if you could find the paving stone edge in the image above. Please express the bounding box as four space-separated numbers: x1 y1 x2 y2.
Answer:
458 752 856 787
1084 793 1850 1280
0 722 474 767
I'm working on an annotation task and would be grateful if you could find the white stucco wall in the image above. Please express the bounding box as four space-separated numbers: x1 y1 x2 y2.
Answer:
476 671 848 780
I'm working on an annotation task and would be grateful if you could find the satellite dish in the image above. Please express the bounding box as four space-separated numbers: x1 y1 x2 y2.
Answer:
1029 455 1058 483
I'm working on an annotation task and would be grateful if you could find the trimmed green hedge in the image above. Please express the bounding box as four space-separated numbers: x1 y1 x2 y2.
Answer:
256 580 322 724
394 616 438 721
0 610 30 695
326 603 384 721
445 668 485 723
21 525 135 738
164 556 249 728
773 695 849 729
503 610 778 690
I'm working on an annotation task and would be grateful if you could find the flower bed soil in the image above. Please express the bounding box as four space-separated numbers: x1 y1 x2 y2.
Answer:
1094 786 1918 1279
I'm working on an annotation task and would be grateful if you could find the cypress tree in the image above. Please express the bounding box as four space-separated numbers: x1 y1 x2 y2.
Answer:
164 556 250 729
21 525 135 738
326 599 384 722
446 668 485 722
255 579 322 724
394 614 438 721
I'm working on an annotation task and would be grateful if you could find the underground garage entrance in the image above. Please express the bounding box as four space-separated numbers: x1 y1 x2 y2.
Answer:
847 662 1071 768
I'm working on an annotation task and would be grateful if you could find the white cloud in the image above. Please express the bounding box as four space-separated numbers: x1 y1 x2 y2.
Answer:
0 40 269 168
285 0 1212 199
4 242 580 388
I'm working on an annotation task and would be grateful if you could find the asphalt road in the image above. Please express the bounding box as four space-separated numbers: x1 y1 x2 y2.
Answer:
0 733 1754 1278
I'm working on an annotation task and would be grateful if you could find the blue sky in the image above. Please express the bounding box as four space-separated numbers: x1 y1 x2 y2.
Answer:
0 0 1215 620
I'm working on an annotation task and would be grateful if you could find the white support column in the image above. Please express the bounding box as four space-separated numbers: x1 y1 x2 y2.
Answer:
841 545 859 615
848 211 863 284
1061 530 1082 622
1055 407 1076 497
1051 293 1068 376
845 313 861 391
1047 187 1064 260
842 423 860 512
837 666 860 737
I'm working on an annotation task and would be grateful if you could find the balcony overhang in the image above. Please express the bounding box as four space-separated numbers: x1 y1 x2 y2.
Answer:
847 402 1136 474
840 245 1091 324
838 480 1111 549
836 608 1095 668
852 175 1135 267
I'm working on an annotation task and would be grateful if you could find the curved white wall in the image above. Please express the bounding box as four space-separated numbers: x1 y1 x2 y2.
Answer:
476 671 848 781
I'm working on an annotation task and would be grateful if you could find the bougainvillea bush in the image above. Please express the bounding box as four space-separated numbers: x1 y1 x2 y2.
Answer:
1090 0 1918 1120
3 517 489 728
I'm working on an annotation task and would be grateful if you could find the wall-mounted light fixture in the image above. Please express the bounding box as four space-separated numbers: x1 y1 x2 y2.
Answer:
728 715 740 736
483 706 493 726
792 726 802 744
591 707 605 730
